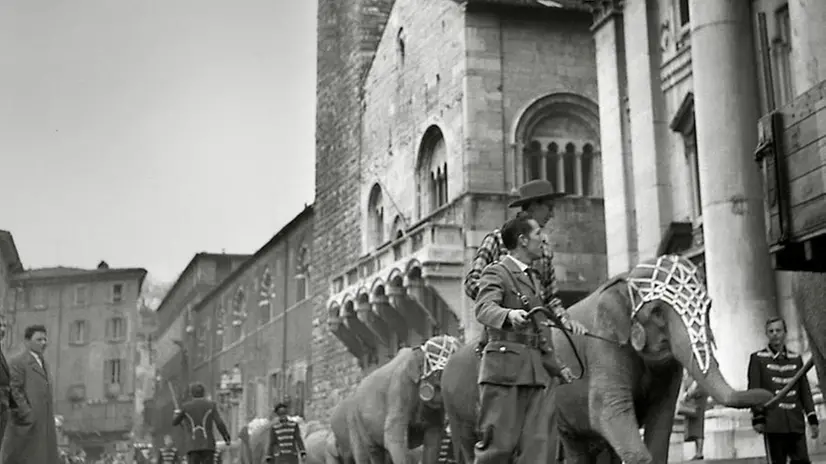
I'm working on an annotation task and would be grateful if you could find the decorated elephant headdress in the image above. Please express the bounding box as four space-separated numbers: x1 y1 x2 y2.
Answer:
625 254 714 374
418 335 461 402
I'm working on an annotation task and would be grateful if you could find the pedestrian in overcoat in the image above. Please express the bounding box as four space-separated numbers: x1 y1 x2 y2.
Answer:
0 324 59 464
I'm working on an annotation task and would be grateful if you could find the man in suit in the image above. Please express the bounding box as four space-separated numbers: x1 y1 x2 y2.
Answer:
473 213 569 464
0 324 59 464
265 402 306 463
749 316 819 463
0 314 11 450
173 382 231 464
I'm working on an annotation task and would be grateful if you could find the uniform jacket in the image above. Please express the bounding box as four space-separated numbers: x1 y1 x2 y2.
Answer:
474 256 553 388
267 419 306 457
748 345 818 434
0 351 59 464
156 446 180 464
464 229 568 320
172 397 231 453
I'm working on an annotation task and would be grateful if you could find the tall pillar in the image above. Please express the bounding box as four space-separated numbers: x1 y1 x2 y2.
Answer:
574 151 584 195
789 0 826 94
556 154 565 193
623 0 672 261
689 0 778 390
591 0 636 276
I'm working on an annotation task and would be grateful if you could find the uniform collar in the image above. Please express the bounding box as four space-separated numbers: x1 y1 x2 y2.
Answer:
767 344 789 359
506 254 529 272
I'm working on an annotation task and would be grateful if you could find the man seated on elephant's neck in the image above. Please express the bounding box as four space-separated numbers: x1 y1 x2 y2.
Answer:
463 179 587 337
473 214 573 464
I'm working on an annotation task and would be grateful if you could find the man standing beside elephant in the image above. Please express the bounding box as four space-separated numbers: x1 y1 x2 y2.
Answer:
265 402 306 464
464 179 587 337
473 214 569 463
749 316 819 463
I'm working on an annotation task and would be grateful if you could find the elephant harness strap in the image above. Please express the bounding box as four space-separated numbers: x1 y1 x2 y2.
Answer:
625 254 714 374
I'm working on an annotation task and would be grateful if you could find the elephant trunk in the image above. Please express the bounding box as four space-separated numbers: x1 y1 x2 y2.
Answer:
667 310 773 408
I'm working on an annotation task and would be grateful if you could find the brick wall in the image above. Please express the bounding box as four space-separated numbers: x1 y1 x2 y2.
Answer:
310 0 395 423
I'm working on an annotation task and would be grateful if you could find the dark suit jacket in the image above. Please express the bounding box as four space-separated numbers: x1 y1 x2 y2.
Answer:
172 397 231 453
748 346 818 434
475 257 552 388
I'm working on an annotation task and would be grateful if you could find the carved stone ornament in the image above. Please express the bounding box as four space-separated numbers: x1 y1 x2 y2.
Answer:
660 19 672 53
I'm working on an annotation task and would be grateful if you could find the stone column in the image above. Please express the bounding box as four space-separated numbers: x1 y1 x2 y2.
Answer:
689 0 778 390
592 0 636 276
540 151 548 182
788 0 826 94
556 153 565 193
623 0 672 261
574 151 584 195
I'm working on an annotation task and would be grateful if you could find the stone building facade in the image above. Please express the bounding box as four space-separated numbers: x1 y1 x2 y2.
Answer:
3 261 146 459
588 0 826 460
310 0 608 421
0 230 22 351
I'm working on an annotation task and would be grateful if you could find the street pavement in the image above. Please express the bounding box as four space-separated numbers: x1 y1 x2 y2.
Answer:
684 452 826 463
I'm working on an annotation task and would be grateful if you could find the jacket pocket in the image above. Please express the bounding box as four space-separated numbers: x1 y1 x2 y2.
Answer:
478 341 527 385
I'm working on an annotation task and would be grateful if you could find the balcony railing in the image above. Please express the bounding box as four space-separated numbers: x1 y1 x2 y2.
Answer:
58 400 134 434
326 220 466 361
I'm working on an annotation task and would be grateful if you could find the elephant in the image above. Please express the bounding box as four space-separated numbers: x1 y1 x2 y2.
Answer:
441 254 775 464
330 334 461 464
791 272 826 396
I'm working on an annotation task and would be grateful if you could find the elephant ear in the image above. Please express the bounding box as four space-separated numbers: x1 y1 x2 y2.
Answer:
592 277 635 346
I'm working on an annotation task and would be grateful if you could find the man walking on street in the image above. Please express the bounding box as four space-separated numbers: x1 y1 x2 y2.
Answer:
473 214 569 464
173 382 231 464
0 324 60 463
266 402 306 464
749 316 819 463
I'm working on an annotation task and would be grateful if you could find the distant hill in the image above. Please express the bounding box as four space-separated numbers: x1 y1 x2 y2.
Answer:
140 274 173 311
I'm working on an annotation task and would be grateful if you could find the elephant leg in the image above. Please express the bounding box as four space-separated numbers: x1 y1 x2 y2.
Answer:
558 434 593 464
641 363 682 462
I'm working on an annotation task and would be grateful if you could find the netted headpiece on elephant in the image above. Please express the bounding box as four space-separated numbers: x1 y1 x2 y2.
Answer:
421 335 461 377
626 254 714 374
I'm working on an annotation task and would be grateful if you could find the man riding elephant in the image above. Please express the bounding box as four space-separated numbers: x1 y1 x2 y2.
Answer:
472 213 576 463
464 179 588 338
330 334 460 464
444 254 776 464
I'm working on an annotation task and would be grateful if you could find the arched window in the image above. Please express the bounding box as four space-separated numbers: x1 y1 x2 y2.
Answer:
258 269 274 324
295 245 309 302
416 126 449 219
515 94 602 197
367 184 385 248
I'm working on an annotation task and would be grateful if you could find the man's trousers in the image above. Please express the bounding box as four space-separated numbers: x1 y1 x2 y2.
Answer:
474 383 544 464
766 433 811 464
187 450 215 464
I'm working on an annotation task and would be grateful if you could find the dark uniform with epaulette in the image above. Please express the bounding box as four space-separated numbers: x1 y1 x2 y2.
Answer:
748 345 818 463
474 256 566 464
173 397 231 464
267 418 306 464
157 446 181 464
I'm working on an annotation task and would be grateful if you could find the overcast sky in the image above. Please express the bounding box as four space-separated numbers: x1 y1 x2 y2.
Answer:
0 0 317 283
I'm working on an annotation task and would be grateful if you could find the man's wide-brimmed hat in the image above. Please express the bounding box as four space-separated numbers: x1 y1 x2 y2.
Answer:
508 179 567 208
